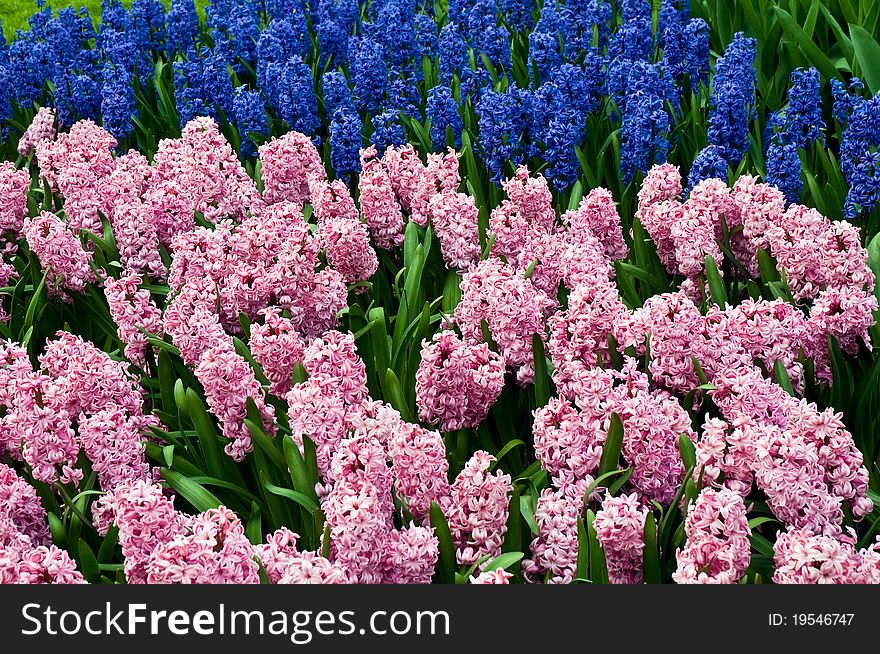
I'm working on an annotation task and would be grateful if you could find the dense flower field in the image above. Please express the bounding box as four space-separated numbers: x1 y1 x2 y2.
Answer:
0 0 879 585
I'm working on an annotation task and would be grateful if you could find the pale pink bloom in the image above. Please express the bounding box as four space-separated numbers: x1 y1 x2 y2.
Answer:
381 144 427 214
36 120 117 233
104 273 164 367
23 211 97 299
110 200 166 281
383 523 439 584
260 131 326 205
562 188 627 261
18 107 57 158
92 479 187 584
522 480 589 584
151 117 263 224
673 488 751 584
163 277 232 367
501 165 556 232
409 148 460 225
359 145 405 250
427 191 481 271
387 420 450 521
0 162 30 255
470 569 513 583
441 451 511 566
78 405 156 490
146 507 260 584
454 257 552 384
302 330 369 405
593 493 649 584
194 342 276 461
0 543 85 584
416 330 505 432
249 307 307 396
0 463 49 547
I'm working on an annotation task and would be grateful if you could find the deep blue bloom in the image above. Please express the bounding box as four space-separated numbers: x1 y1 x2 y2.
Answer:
26 3 54 40
131 0 167 53
264 0 307 22
477 88 527 183
101 62 137 139
534 2 577 44
682 18 709 84
479 25 512 71
839 94 880 218
765 140 803 203
329 107 363 179
831 77 864 126
101 0 130 32
232 86 269 157
174 46 235 126
687 145 728 195
101 27 139 69
566 0 612 49
174 55 211 126
316 18 350 67
207 0 260 65
497 0 534 31
370 110 406 152
438 22 469 84
542 107 586 191
265 56 319 135
349 37 388 114
528 30 563 82
414 14 438 59
322 70 355 118
318 0 360 31
0 65 12 130
166 0 199 55
55 69 102 125
386 65 420 119
256 19 310 95
373 0 416 67
426 84 462 150
706 32 757 164
782 68 824 149
6 37 53 105
549 62 604 116
609 0 652 62
619 63 675 183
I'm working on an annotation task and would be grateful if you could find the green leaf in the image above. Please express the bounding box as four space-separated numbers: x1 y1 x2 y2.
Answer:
442 269 462 314
678 434 696 472
483 552 524 572
161 468 223 512
245 503 263 545
283 435 320 505
22 265 49 338
430 502 456 584
867 232 880 308
773 359 795 396
576 516 589 582
586 509 608 584
850 25 880 93
598 413 624 476
183 388 226 479
773 7 841 83
77 539 101 583
532 333 549 408
384 368 413 422
263 482 320 513
704 255 727 307
643 512 662 584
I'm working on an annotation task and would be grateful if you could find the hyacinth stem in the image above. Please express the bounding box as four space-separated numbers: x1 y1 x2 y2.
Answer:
55 483 94 531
